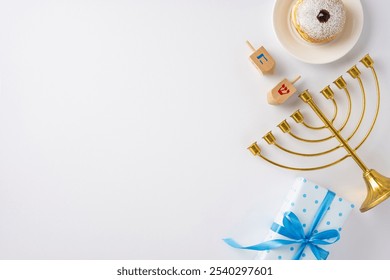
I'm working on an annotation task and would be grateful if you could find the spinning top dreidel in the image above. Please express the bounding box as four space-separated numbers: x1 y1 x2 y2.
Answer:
267 76 301 105
246 40 275 75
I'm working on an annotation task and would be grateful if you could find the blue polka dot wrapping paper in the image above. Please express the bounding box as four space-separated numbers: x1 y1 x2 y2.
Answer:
256 177 354 260
224 177 355 260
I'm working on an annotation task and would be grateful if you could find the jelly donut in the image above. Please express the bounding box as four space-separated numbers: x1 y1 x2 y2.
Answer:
291 0 347 44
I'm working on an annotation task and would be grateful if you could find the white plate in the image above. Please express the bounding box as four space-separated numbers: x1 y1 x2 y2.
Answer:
273 0 364 64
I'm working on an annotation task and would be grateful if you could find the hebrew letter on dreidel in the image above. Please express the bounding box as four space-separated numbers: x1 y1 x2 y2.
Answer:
267 76 300 105
247 40 275 75
256 53 269 65
278 84 290 95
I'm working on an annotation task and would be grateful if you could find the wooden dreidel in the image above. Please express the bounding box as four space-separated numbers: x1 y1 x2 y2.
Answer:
246 40 275 75
267 76 301 105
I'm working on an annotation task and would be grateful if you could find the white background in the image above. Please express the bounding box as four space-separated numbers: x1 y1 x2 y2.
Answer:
0 0 389 259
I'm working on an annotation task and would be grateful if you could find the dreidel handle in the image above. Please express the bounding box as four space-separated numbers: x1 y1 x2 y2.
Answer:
246 40 256 52
291 75 301 84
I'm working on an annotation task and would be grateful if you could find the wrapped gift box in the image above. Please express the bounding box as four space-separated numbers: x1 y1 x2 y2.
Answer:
224 177 354 260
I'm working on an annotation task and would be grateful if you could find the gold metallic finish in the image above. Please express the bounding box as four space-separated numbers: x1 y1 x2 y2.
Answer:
297 76 366 156
290 110 304 123
360 170 390 212
345 76 366 142
299 90 312 102
290 84 352 143
263 131 276 145
274 142 340 157
260 66 378 170
302 99 338 130
257 153 350 171
360 54 374 68
302 86 337 130
302 89 369 172
277 120 291 133
252 131 381 171
338 87 352 131
247 142 261 156
329 99 338 124
280 76 366 157
288 131 333 143
302 122 327 130
250 55 390 211
354 67 380 151
303 85 389 211
333 76 347 89
321 85 334 100
347 65 361 79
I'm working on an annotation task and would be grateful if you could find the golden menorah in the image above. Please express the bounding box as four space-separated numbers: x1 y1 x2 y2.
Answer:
248 54 390 212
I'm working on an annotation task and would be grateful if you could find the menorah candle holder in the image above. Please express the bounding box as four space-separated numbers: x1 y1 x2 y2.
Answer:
248 54 390 212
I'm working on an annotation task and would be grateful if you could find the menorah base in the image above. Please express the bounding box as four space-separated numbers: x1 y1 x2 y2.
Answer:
360 169 390 212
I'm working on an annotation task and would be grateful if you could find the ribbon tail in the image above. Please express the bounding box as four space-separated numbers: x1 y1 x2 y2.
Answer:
223 238 247 249
292 243 307 260
309 244 329 260
223 238 297 251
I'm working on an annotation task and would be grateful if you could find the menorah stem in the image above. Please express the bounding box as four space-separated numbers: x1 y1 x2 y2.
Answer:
299 90 369 173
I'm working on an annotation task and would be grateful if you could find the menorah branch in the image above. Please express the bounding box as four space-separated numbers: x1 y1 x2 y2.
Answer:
299 90 369 172
301 98 338 130
250 54 390 212
288 79 353 143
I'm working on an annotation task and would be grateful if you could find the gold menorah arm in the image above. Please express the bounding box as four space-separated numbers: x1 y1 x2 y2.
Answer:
299 90 369 173
287 130 333 143
354 65 380 150
259 153 349 171
251 54 380 172
250 54 390 212
287 69 367 155
301 99 338 130
339 88 352 129
273 142 340 157
287 59 379 161
256 64 378 168
248 141 350 171
278 67 367 156
345 74 366 142
288 76 354 143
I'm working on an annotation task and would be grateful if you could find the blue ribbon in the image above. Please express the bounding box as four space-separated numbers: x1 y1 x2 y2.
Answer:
224 191 340 260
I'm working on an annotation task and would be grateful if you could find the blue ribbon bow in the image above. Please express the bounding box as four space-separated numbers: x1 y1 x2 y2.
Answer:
224 190 340 260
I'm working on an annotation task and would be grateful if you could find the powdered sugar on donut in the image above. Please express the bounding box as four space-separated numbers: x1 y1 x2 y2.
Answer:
296 0 346 41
